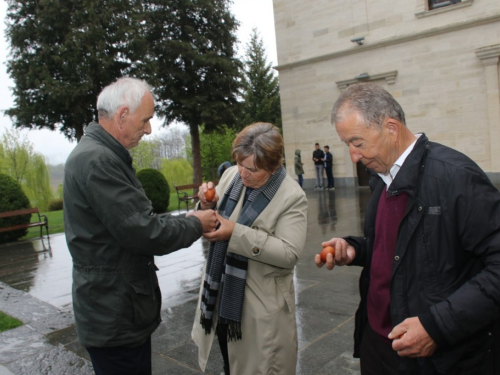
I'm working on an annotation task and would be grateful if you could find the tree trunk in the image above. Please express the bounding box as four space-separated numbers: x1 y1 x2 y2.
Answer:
190 124 202 185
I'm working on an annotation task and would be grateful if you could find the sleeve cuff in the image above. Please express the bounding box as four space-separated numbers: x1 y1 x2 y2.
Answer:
343 236 363 266
418 313 448 348
185 215 203 236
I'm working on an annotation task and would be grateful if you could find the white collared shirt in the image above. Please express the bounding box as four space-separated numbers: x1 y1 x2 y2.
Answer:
378 134 421 189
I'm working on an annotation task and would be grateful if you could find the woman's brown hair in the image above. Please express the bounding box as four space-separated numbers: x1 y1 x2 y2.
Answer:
231 122 284 173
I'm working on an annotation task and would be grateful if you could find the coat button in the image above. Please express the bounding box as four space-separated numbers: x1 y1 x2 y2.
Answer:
394 256 400 261
252 247 260 255
418 206 423 212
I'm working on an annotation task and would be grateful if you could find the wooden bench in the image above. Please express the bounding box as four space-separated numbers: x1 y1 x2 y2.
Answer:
174 184 201 212
0 208 49 239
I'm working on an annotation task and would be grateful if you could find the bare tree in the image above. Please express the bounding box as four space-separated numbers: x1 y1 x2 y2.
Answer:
156 127 189 160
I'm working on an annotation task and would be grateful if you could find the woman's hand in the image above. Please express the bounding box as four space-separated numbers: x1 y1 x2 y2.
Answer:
203 212 235 242
198 182 218 210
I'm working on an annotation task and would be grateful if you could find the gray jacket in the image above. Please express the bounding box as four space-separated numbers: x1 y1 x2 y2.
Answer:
64 122 202 347
294 149 304 175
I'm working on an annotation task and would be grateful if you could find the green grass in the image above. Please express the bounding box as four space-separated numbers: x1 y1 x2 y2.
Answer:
167 192 197 212
20 192 194 240
0 311 23 333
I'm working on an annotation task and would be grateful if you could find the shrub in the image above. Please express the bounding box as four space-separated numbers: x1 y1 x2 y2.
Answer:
0 174 31 243
47 199 63 211
136 169 170 214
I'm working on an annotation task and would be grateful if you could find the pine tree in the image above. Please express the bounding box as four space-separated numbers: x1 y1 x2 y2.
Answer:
5 0 143 141
139 0 242 185
239 29 282 130
6 0 242 186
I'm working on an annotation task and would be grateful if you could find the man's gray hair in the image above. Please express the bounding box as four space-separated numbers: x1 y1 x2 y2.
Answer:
97 77 153 119
331 83 406 130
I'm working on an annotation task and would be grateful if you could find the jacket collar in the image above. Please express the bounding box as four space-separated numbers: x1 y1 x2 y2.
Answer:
386 133 429 196
85 122 133 167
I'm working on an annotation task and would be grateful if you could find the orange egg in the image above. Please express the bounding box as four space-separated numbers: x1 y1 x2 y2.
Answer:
205 188 215 202
320 246 335 263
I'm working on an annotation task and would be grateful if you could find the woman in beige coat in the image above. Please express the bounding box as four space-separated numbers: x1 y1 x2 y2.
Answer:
191 123 308 375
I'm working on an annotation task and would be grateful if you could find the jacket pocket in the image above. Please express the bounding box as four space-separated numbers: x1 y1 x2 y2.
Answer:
263 272 294 315
129 278 159 329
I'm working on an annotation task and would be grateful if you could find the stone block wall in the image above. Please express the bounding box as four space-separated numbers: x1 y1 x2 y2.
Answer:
274 0 500 186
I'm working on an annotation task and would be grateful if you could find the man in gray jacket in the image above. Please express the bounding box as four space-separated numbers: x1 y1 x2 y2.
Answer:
63 77 217 375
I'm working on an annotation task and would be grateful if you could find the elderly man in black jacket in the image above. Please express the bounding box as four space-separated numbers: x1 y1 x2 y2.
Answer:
316 83 500 375
64 77 217 375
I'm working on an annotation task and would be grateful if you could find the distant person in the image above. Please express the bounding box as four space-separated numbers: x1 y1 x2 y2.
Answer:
191 122 308 375
322 145 334 190
316 83 500 374
312 142 324 190
294 149 305 187
63 77 217 375
217 161 232 178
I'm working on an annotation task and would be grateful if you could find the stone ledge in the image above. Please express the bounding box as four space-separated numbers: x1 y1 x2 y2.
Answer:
0 282 74 335
275 13 500 71
0 281 91 375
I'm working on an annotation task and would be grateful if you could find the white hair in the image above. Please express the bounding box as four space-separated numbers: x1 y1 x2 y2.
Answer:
97 77 154 119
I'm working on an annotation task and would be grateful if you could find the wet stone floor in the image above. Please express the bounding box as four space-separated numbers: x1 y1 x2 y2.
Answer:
0 187 372 375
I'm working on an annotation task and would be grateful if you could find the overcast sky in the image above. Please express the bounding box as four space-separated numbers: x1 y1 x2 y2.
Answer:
0 1 277 165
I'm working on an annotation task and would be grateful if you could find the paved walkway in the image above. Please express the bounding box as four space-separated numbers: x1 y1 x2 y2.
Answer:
0 187 371 375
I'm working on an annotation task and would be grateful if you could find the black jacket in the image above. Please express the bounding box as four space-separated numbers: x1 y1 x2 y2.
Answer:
64 122 203 347
323 151 333 168
346 134 500 374
313 149 324 165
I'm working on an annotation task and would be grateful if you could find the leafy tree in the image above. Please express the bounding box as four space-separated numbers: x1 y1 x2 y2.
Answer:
1 129 53 211
0 143 5 175
160 159 194 187
5 0 142 141
0 129 31 183
136 169 170 214
130 138 162 171
140 0 242 185
199 125 236 181
6 0 242 186
239 29 282 130
23 153 53 211
130 126 190 171
56 185 64 200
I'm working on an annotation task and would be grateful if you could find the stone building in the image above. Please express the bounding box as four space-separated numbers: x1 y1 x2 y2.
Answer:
273 0 500 187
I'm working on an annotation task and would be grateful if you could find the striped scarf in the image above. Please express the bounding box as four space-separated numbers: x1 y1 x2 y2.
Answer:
200 166 286 341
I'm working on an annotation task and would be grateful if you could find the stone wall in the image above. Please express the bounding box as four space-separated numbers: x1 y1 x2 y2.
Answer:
274 0 500 186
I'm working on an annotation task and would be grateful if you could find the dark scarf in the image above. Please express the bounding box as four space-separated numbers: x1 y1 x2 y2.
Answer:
200 166 286 341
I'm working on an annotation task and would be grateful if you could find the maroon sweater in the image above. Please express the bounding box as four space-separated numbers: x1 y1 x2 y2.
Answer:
367 189 409 341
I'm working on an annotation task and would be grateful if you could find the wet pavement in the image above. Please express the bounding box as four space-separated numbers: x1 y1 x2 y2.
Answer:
0 186 372 375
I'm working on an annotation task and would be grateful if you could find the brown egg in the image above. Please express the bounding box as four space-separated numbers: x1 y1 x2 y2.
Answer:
320 246 335 263
205 188 215 202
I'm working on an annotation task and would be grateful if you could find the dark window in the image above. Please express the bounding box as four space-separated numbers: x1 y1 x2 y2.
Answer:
429 0 460 9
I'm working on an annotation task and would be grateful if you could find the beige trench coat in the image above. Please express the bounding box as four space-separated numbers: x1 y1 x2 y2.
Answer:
191 166 308 375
